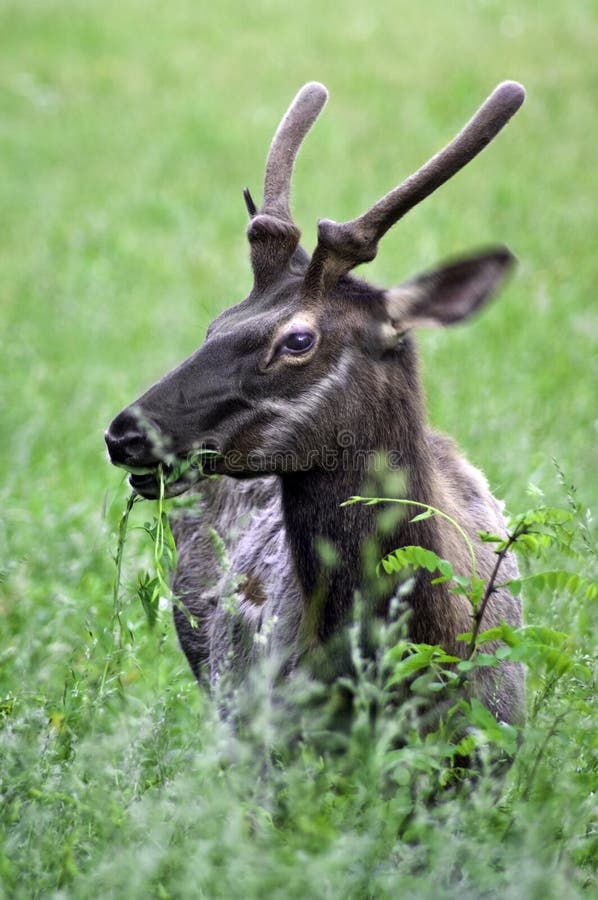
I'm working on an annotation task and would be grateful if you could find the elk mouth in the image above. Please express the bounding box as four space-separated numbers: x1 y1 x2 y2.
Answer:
116 450 220 500
128 467 198 500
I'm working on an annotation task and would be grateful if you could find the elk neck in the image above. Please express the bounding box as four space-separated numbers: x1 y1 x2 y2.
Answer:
279 337 449 645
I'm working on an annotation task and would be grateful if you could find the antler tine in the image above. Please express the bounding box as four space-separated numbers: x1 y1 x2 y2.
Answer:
308 81 525 290
260 82 328 218
247 83 328 288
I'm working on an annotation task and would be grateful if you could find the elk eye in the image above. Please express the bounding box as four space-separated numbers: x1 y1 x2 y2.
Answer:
281 331 315 355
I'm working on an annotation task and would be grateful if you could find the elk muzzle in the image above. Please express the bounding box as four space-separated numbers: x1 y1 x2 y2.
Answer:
105 406 216 498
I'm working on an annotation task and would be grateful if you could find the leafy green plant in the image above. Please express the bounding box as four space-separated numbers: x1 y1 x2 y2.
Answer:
112 466 204 634
136 469 177 629
342 489 595 784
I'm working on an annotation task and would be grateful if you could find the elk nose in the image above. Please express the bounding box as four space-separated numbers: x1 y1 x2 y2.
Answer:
104 408 157 469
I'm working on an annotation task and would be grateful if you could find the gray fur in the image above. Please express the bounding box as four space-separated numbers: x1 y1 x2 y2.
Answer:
171 476 302 686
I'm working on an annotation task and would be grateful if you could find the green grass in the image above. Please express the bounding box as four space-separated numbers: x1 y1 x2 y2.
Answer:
1 1 597 896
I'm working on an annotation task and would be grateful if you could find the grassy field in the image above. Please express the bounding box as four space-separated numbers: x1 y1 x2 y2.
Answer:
1 1 597 897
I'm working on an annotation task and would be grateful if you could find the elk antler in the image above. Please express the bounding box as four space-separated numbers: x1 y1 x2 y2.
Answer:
247 82 328 288
305 81 526 294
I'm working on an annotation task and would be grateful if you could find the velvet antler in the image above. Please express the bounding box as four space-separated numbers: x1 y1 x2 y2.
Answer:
246 82 328 288
305 81 525 294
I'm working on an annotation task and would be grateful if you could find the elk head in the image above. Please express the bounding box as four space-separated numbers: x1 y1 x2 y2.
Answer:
105 81 525 498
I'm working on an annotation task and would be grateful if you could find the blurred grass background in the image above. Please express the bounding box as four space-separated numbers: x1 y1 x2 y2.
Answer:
1 0 596 896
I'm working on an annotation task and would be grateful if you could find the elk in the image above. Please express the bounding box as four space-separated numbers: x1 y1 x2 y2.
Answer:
105 81 526 726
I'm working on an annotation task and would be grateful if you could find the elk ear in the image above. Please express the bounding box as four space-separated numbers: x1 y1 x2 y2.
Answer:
383 247 516 333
